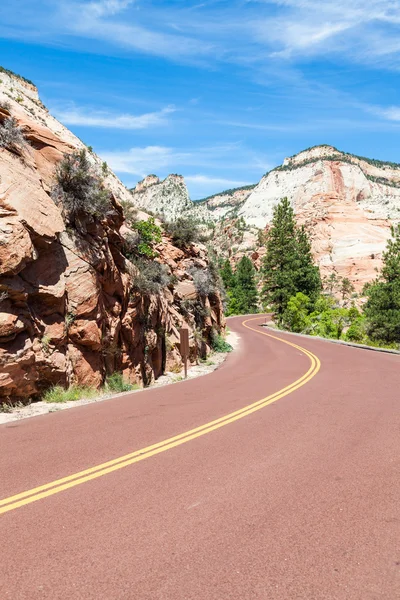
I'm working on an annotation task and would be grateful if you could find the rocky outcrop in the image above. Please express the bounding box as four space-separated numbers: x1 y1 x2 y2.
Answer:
131 176 255 224
131 174 193 221
0 73 225 402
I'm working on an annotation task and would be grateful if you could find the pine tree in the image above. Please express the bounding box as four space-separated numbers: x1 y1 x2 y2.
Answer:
364 224 400 343
295 225 321 303
340 277 355 300
220 258 235 291
261 197 321 321
234 256 258 314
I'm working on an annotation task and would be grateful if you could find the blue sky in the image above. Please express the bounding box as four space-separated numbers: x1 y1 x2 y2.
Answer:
0 0 399 199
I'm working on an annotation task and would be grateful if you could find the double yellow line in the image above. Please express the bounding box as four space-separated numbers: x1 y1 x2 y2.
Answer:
0 317 320 516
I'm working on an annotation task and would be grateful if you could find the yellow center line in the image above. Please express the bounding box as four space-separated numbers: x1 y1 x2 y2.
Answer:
0 316 321 515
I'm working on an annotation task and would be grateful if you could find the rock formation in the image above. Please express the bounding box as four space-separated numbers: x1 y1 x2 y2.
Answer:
133 145 400 290
0 71 225 402
131 176 255 223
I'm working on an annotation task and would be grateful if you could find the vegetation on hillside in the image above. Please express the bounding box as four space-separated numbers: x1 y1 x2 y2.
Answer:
260 198 400 350
0 65 35 86
164 216 202 248
196 183 257 205
283 145 400 170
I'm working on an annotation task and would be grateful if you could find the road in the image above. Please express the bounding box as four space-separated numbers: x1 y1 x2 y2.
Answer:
0 315 399 599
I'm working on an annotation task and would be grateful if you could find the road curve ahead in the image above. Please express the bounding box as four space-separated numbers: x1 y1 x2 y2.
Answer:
0 316 399 599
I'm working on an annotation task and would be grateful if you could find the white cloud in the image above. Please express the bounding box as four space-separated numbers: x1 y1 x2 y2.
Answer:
101 146 187 177
370 105 400 121
52 105 175 129
100 143 271 179
83 0 134 18
381 107 400 121
185 175 250 187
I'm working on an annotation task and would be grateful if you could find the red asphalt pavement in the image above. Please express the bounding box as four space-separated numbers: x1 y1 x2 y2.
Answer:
0 315 399 599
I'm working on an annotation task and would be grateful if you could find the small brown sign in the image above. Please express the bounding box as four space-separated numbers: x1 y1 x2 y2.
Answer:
179 327 189 378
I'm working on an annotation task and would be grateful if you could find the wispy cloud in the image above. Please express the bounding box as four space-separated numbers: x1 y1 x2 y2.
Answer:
84 0 134 18
52 105 176 129
1 0 400 69
249 0 400 67
367 104 400 121
100 143 271 179
185 175 251 187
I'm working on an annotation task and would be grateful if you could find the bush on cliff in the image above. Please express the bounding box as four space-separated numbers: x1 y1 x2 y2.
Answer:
164 216 202 248
0 116 28 153
52 149 111 227
190 260 224 298
130 217 162 258
131 258 171 295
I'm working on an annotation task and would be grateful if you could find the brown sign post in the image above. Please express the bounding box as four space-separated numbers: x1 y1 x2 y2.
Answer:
179 327 189 379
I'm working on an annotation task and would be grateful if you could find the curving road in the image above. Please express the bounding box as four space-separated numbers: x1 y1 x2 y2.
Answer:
0 315 399 599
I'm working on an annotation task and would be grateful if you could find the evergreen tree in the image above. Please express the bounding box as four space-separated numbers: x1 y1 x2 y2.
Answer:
295 225 321 303
220 258 235 291
364 224 400 343
261 197 321 320
234 256 259 314
340 277 355 300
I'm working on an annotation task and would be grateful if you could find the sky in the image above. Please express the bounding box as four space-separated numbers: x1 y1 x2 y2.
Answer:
0 0 399 199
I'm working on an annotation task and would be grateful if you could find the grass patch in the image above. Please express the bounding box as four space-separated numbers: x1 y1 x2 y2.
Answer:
0 400 24 413
43 374 139 404
105 372 138 393
43 385 98 404
210 331 233 353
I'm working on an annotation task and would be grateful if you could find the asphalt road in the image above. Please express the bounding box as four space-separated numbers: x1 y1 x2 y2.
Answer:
0 315 399 599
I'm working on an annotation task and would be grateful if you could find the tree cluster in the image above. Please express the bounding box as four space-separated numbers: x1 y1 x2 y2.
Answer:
259 197 400 350
220 256 258 315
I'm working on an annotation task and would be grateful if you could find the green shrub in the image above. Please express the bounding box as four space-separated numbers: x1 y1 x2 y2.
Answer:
130 217 162 258
345 315 367 343
131 258 171 295
210 329 233 353
164 216 201 248
282 292 311 333
43 385 98 403
52 149 111 227
105 372 137 393
0 116 28 153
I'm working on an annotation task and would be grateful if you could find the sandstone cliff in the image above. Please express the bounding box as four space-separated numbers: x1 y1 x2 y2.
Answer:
239 145 399 288
0 72 225 402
